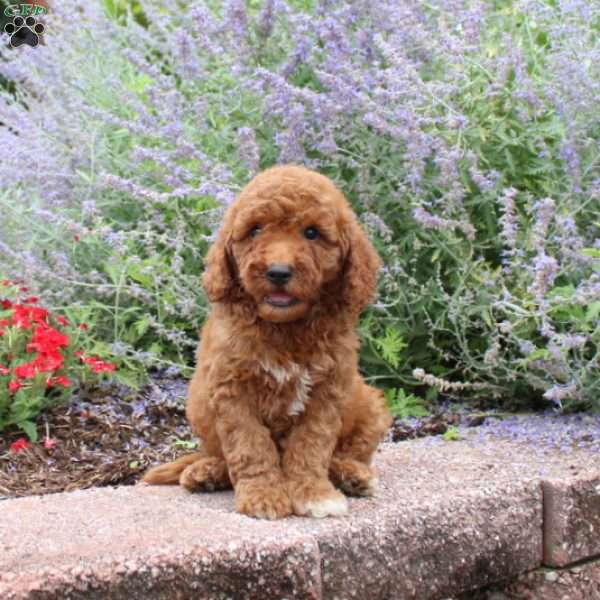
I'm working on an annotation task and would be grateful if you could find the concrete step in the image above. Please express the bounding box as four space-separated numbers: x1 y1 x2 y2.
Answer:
461 556 600 599
1 438 599 599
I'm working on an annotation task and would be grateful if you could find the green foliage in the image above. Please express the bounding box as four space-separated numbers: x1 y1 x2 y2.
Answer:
373 327 407 370
442 426 462 442
172 439 198 449
1 0 598 414
103 0 147 25
385 388 429 419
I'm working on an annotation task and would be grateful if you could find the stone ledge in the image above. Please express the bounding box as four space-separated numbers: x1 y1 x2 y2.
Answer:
1 439 599 600
462 554 600 599
543 473 600 567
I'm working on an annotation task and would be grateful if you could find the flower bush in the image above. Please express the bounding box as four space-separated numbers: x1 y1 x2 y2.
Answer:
0 280 117 439
0 0 598 411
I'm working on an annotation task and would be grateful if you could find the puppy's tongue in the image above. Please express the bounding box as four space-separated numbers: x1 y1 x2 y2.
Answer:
266 292 296 307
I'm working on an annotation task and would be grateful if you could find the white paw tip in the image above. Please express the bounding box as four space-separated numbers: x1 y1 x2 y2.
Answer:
304 495 349 518
365 477 378 495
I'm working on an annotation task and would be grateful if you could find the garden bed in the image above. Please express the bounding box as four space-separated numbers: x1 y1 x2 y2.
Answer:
3 370 599 500
0 373 192 499
1 372 475 499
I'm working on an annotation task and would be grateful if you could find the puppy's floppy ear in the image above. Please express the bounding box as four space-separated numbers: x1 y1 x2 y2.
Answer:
202 224 236 303
340 216 382 315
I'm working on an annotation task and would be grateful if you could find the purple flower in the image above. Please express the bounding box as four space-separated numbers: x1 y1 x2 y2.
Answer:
531 197 555 249
532 253 559 298
236 127 261 173
497 188 519 270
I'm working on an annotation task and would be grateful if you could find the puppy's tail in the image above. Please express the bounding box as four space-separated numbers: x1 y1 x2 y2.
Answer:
142 452 205 485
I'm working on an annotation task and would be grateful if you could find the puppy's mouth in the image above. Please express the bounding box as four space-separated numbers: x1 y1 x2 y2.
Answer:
264 292 300 308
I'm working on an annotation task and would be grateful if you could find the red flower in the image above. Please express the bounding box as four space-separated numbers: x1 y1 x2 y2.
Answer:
1 299 12 309
43 437 57 450
92 361 116 373
0 364 9 375
10 438 29 453
0 319 9 326
47 375 71 388
23 296 39 304
82 356 117 373
0 330 5 337
14 362 37 378
11 308 30 329
14 352 64 377
28 306 49 325
12 304 49 329
73 234 80 242
8 379 22 392
19 286 28 292
27 326 69 353
79 323 89 330
34 351 65 373
56 315 69 326
1 279 12 287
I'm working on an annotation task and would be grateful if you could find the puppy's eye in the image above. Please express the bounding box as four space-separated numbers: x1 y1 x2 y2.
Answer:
249 225 262 238
304 227 319 240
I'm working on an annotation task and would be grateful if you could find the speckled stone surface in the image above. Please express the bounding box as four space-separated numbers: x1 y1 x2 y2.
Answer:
543 473 600 567
462 556 600 599
1 440 599 600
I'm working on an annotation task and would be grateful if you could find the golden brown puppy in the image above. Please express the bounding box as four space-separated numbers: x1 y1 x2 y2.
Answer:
143 165 392 519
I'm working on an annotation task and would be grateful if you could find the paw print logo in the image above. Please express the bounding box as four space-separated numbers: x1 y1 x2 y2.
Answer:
4 16 45 48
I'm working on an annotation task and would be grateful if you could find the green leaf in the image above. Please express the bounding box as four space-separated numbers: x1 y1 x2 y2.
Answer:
521 347 550 366
135 316 150 337
18 420 38 442
586 302 600 323
480 308 493 328
112 369 141 389
104 263 122 286
148 343 162 355
443 426 462 441
127 261 155 287
173 439 198 449
385 388 430 418
374 327 407 369
581 248 600 259
548 285 575 300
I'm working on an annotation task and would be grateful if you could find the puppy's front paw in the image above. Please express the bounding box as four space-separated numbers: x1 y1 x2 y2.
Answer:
235 477 293 519
288 478 348 518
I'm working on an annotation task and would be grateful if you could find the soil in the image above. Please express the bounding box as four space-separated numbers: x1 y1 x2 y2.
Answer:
0 372 193 499
0 372 478 499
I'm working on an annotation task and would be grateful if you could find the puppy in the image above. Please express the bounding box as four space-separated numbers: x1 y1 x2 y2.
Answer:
143 165 392 519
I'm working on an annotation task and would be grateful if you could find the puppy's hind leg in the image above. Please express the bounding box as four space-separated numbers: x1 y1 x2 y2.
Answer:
179 455 231 492
143 450 231 492
142 452 206 485
330 384 392 497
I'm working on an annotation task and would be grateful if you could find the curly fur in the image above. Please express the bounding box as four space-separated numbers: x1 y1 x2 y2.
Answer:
143 165 392 519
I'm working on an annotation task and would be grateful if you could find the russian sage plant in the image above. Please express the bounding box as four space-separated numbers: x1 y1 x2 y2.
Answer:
0 0 598 410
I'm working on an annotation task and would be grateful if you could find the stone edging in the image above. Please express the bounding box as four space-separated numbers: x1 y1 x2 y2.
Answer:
1 440 599 599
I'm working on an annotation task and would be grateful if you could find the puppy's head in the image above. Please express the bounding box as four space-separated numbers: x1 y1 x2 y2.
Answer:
203 165 381 323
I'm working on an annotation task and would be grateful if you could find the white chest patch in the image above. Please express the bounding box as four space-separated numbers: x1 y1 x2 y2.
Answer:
259 360 312 416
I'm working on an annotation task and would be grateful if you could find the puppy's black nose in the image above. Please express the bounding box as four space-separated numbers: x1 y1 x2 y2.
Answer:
266 264 292 285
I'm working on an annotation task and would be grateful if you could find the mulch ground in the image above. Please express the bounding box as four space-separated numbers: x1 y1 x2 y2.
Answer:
0 373 194 499
0 372 471 499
